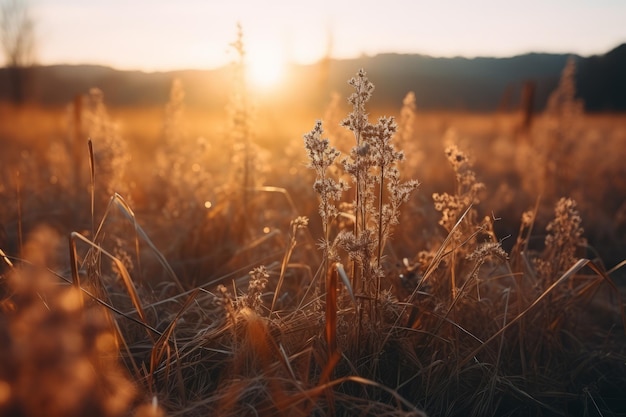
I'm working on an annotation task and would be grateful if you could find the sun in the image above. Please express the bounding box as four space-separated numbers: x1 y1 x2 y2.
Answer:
246 48 286 90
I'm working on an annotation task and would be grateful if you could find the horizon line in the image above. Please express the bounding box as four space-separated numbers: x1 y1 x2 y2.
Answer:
22 42 625 74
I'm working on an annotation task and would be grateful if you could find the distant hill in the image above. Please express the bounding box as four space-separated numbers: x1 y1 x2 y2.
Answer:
577 43 626 111
0 65 233 110
0 43 624 112
323 52 571 111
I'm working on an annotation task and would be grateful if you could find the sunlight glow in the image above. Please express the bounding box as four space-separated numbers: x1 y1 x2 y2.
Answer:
246 48 286 90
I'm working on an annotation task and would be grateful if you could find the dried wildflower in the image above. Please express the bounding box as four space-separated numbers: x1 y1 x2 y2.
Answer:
445 145 469 169
388 167 420 208
546 57 584 121
304 121 347 259
537 198 586 279
337 229 374 266
546 199 585 245
445 144 481 196
433 144 484 233
340 69 375 137
340 69 378 272
243 266 269 313
432 192 463 232
217 284 236 320
397 91 417 145
521 210 534 229
466 241 508 263
364 117 401 171
379 288 402 323
306 69 419 307
364 117 419 263
291 216 309 231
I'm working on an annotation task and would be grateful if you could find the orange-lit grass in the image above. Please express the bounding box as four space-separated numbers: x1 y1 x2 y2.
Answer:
1 90 626 416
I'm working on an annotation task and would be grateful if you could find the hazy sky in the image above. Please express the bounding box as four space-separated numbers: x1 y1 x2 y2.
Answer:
31 0 626 71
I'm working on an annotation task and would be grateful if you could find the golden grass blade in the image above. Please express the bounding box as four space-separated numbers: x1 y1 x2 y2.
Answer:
136 255 284 312
523 196 541 255
607 259 626 275
111 192 144 283
325 265 338 355
459 258 591 368
583 387 605 417
88 138 95 237
111 193 184 291
0 248 14 269
68 233 84 307
253 185 320 265
295 262 325 312
278 342 298 381
110 313 145 381
335 263 356 306
274 374 425 416
70 231 148 327
253 186 298 215
417 258 482 350
496 288 511 368
18 256 162 335
318 349 341 417
584 259 626 334
499 377 565 416
271 227 298 314
15 171 23 255
392 204 474 342
149 288 200 388
407 204 473 305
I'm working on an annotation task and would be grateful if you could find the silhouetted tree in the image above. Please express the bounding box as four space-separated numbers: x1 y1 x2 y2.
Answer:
0 0 35 104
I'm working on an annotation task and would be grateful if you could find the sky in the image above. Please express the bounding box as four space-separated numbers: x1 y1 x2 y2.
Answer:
29 0 626 72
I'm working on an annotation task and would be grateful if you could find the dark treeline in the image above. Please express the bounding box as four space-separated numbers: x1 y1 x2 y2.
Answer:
0 43 624 112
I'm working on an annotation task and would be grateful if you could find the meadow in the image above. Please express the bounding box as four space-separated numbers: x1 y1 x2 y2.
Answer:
1 51 626 416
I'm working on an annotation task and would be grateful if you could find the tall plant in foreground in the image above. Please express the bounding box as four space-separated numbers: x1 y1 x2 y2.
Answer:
304 69 419 317
303 121 346 288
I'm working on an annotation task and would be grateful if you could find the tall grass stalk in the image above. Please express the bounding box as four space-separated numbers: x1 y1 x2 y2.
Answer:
303 120 345 292
271 216 308 314
340 69 374 291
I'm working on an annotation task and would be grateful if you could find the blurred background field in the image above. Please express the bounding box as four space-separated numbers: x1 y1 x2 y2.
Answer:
2 86 625 273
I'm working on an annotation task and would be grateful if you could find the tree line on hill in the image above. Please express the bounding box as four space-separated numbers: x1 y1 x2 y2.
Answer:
0 43 624 113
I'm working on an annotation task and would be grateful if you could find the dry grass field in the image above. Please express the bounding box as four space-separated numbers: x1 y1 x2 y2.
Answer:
1 57 626 416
